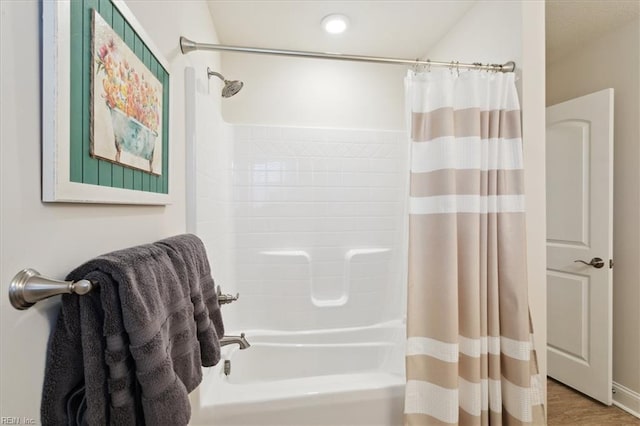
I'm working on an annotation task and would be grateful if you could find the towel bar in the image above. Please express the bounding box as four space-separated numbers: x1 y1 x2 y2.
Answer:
8 268 94 310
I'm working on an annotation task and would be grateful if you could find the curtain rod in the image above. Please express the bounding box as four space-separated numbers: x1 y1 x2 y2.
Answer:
179 37 516 73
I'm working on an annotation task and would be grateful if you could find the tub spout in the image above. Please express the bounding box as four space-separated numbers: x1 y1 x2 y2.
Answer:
220 332 250 349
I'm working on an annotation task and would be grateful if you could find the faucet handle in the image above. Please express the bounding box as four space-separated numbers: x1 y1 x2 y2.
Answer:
216 285 240 305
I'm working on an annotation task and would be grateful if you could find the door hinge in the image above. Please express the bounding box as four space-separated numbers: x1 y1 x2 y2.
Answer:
610 259 614 269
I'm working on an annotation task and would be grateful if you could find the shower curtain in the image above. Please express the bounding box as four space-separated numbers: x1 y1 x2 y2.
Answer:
404 69 545 425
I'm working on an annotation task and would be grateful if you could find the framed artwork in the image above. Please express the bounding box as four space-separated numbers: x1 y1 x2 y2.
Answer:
92 10 163 176
42 0 170 204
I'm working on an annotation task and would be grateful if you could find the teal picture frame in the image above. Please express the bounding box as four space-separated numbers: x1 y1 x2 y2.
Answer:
42 0 171 204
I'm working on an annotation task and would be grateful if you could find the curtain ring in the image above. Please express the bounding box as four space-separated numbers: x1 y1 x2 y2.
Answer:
426 59 431 73
413 58 420 73
456 61 460 77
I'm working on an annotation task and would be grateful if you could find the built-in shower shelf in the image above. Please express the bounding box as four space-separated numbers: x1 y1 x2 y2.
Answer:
258 248 392 308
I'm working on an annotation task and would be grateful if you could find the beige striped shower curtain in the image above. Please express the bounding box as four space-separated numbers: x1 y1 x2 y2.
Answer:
404 70 545 425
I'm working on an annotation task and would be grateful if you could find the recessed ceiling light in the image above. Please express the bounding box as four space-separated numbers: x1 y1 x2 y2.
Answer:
321 14 349 35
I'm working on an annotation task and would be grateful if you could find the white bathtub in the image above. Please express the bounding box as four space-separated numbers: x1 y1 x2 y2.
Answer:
191 320 406 426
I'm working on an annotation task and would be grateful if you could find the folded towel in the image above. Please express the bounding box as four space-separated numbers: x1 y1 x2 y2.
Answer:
41 234 223 426
155 234 224 365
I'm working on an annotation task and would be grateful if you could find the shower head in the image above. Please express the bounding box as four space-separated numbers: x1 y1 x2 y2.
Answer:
221 79 244 98
207 68 243 98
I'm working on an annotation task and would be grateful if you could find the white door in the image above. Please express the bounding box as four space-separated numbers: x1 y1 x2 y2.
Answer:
546 89 614 405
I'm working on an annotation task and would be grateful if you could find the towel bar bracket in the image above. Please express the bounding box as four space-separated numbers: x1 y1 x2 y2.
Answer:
8 268 94 310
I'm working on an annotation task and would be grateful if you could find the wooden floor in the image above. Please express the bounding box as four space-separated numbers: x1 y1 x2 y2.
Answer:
547 378 640 425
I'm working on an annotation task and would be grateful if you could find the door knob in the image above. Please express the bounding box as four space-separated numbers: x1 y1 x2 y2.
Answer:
574 257 605 269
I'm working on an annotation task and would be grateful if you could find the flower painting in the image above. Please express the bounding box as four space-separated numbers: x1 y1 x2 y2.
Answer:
91 10 163 175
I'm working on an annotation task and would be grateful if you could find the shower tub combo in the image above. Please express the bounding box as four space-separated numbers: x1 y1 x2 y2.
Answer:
190 249 407 425
186 67 408 425
192 321 405 425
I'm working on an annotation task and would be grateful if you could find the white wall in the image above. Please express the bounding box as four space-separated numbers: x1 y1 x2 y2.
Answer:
0 0 222 420
425 0 548 397
220 53 407 130
547 18 640 408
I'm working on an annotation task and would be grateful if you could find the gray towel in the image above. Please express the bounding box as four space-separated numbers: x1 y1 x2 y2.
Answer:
41 234 223 426
155 234 224 366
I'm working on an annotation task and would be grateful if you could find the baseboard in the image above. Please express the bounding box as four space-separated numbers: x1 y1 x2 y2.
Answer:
613 381 640 419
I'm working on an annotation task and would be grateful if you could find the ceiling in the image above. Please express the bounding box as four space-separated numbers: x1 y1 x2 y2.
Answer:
206 1 640 66
206 1 476 60
546 0 640 65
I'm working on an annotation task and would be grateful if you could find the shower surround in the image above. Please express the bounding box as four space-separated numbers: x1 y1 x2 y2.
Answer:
229 124 408 331
187 68 409 425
